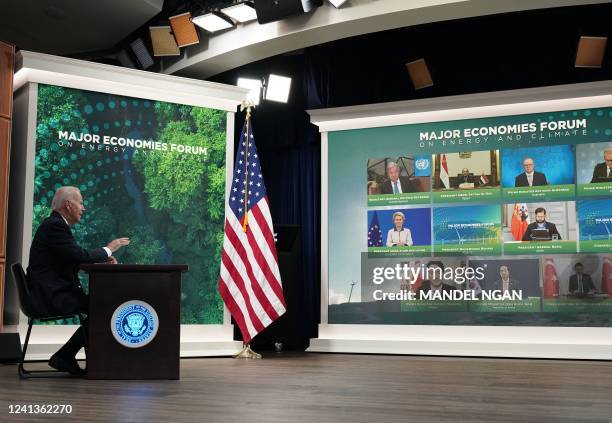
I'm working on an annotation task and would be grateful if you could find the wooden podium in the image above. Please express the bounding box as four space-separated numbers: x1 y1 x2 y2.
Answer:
80 264 188 380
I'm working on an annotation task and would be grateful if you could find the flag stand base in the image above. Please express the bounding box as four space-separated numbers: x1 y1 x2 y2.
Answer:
233 344 262 359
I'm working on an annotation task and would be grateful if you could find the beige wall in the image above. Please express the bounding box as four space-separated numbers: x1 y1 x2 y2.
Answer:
445 150 491 176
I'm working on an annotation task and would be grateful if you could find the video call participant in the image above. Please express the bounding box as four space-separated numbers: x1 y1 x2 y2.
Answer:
590 148 612 182
515 158 549 187
26 186 130 375
490 265 521 294
386 211 413 247
417 261 457 293
521 207 561 241
454 168 477 188
380 161 418 194
568 262 596 295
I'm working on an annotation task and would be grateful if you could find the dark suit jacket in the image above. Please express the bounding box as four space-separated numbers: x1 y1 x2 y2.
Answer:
591 162 611 182
522 221 561 241
26 211 108 316
569 274 596 294
380 176 419 194
515 171 548 187
490 278 521 292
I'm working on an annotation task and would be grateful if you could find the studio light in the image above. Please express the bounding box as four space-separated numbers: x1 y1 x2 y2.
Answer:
264 74 292 103
129 38 154 69
221 1 258 23
328 0 349 8
116 50 136 69
254 0 322 25
149 26 180 56
237 77 263 105
405 58 433 90
169 12 200 47
192 12 235 33
575 36 607 68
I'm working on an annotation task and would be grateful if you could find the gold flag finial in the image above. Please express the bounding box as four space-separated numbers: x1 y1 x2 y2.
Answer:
240 99 255 113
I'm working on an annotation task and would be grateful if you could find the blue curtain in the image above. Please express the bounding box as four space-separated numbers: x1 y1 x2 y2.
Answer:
224 53 323 346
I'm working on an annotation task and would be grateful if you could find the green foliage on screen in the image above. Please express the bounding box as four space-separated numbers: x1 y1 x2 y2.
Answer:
33 84 226 324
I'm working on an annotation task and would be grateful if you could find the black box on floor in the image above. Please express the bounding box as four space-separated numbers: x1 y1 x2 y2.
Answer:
234 224 306 351
0 333 22 363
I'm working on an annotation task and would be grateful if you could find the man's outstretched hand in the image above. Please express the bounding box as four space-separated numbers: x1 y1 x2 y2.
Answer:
106 256 118 264
106 237 130 253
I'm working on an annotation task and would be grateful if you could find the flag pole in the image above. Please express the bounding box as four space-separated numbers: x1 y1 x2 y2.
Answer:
233 100 262 360
242 105 251 232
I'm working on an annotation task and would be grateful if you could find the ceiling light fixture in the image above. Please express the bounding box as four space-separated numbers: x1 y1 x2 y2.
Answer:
237 77 263 105
192 11 235 33
169 12 200 47
221 1 258 23
264 74 292 103
149 26 181 56
575 36 607 68
129 38 154 69
328 0 349 8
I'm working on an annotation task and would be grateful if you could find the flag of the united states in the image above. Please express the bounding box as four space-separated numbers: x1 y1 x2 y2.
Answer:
218 120 286 343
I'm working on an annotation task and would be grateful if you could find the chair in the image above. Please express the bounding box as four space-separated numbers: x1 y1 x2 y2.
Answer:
10 263 82 379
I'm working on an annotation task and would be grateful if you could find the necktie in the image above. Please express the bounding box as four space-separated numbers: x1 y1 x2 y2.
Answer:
578 275 583 293
607 168 610 178
527 174 533 186
393 182 399 194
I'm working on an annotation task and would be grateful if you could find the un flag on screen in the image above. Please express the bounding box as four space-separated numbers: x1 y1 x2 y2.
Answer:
414 155 431 176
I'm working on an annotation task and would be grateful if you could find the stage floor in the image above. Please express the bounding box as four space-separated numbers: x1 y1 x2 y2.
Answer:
1 353 611 422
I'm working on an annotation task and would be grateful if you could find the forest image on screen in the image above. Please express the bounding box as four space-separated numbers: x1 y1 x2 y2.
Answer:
33 84 227 324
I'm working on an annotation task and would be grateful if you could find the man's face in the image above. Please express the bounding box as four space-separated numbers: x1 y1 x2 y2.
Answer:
575 265 584 275
462 168 469 177
604 151 612 169
429 265 443 287
65 191 85 225
535 212 546 224
523 159 534 173
499 266 509 280
387 165 400 182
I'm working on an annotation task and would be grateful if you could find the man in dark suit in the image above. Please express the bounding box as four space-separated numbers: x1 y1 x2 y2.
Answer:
515 157 549 187
417 261 457 294
27 186 130 375
590 148 612 183
380 161 419 194
521 207 561 241
490 265 521 293
454 168 477 188
568 262 596 295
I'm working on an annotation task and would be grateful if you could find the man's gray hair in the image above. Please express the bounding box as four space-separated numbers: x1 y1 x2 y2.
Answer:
51 186 80 210
604 147 612 155
386 161 399 170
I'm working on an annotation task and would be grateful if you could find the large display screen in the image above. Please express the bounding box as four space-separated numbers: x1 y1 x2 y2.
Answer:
33 84 227 324
329 106 612 326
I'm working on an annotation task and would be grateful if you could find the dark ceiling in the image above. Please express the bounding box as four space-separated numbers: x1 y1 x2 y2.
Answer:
210 2 612 109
